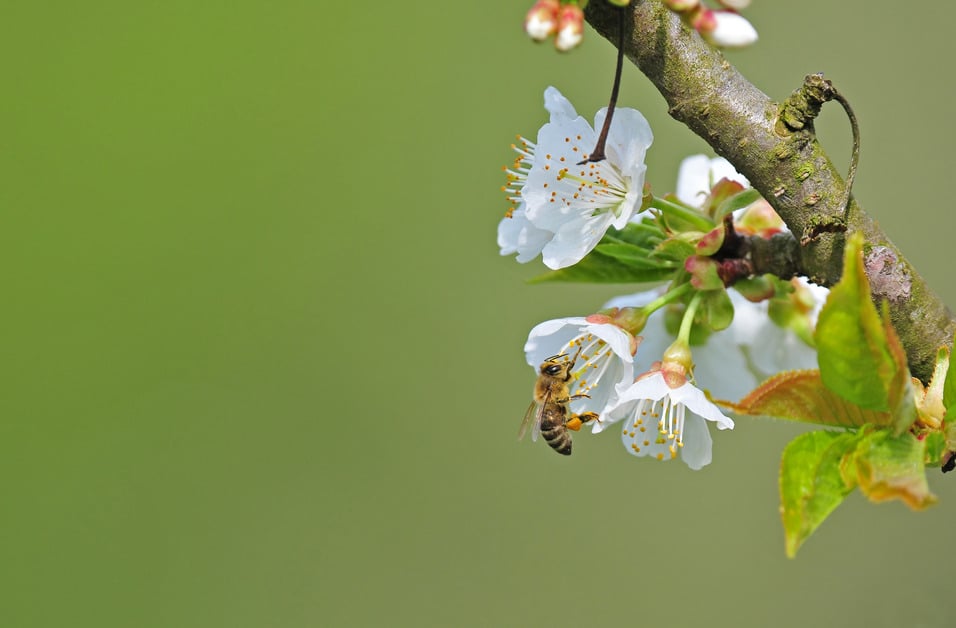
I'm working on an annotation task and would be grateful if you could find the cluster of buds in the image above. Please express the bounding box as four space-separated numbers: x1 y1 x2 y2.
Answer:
663 0 758 48
524 0 587 52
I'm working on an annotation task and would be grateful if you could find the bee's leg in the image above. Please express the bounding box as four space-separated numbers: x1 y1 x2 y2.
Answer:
553 392 590 405
565 411 599 432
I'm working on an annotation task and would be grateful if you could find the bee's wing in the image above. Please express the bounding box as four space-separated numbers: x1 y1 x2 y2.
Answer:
518 400 545 443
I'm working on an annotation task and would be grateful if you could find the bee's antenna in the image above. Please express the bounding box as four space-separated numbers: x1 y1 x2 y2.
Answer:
568 344 584 366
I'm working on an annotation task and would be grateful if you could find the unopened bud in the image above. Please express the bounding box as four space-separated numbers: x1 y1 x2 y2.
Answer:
734 199 785 237
704 11 758 48
662 340 694 384
689 7 717 34
525 0 560 41
555 4 584 52
607 0 632 6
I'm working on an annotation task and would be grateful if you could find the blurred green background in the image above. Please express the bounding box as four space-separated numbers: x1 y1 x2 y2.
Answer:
2 1 954 626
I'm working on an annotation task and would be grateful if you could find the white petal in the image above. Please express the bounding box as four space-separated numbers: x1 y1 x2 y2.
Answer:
573 323 635 419
613 372 671 404
675 155 712 207
679 414 713 470
669 383 735 430
541 212 613 269
726 285 822 379
595 106 654 171
708 156 749 188
523 117 597 231
690 329 759 401
524 317 589 368
586 322 635 365
747 320 818 376
543 86 578 122
497 207 553 263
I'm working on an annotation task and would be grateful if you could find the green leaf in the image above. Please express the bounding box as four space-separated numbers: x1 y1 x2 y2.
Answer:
606 222 666 248
594 243 676 269
724 370 893 428
780 430 860 558
700 288 733 331
844 430 937 510
697 178 746 219
529 249 675 284
713 188 762 221
815 232 901 412
653 236 697 262
924 431 946 466
685 256 723 291
653 195 714 232
943 332 956 413
733 276 775 303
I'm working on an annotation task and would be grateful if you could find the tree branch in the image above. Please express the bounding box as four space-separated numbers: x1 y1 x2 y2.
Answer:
584 1 955 382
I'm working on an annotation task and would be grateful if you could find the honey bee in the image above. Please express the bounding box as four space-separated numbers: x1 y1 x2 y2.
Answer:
518 346 598 456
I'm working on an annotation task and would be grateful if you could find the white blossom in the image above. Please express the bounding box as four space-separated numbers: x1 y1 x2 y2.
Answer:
602 368 734 470
497 87 588 265
524 316 637 417
501 86 653 269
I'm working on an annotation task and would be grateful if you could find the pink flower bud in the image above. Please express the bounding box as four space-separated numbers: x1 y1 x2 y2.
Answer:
555 4 584 52
690 7 717 34
524 0 559 41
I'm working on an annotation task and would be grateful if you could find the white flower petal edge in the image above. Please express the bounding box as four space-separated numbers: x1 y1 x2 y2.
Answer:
603 372 733 470
497 207 554 263
524 317 635 418
542 85 578 123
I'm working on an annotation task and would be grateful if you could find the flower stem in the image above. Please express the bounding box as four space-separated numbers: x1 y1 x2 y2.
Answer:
641 282 692 317
579 6 625 165
677 291 703 346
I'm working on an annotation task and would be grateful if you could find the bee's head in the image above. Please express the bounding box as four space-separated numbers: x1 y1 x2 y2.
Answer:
540 345 583 377
541 357 567 377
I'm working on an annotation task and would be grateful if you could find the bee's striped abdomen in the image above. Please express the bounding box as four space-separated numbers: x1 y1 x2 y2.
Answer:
540 406 572 455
